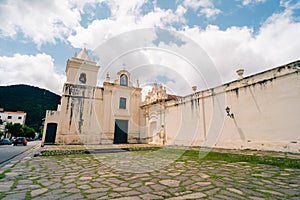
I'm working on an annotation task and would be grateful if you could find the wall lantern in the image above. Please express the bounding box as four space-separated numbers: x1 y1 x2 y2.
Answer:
225 106 234 119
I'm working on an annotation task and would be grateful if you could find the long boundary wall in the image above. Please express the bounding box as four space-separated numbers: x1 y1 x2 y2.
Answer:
163 61 300 153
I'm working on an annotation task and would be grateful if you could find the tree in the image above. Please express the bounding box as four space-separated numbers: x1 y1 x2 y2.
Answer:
5 122 36 138
21 126 35 138
6 123 22 137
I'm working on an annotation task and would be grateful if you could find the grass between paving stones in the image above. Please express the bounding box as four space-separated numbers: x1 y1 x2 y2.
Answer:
10 176 20 190
0 161 21 179
0 169 11 179
40 147 300 169
183 150 300 169
40 149 87 156
25 191 31 200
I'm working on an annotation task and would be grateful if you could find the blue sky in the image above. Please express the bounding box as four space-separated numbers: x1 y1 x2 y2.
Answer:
0 0 299 94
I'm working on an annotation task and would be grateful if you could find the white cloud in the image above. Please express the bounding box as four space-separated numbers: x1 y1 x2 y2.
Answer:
0 0 81 47
280 0 300 11
182 0 214 10
0 54 65 94
69 0 300 91
198 7 221 18
182 0 221 18
68 1 186 49
180 8 300 83
242 0 266 6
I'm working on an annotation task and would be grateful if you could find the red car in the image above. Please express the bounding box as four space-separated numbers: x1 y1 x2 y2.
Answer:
13 137 27 146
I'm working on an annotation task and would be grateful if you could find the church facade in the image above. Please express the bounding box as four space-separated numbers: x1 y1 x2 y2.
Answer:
42 48 300 153
43 49 144 145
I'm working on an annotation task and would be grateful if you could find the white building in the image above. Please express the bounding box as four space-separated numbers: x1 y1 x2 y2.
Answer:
43 48 300 153
0 108 26 125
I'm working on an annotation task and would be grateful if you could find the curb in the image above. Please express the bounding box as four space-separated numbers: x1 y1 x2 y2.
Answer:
0 141 42 169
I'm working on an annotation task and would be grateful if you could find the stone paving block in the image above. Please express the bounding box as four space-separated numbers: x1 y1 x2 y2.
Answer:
258 189 284 196
227 187 244 195
31 188 48 197
214 194 234 200
168 172 181 176
77 184 91 190
166 192 206 199
181 179 193 186
63 183 76 188
150 183 167 191
18 179 32 184
145 181 155 185
167 187 180 194
159 179 180 187
86 192 107 199
16 184 40 190
38 179 53 186
219 189 245 199
113 186 132 192
48 188 66 196
64 193 84 200
140 193 164 200
152 190 172 197
0 181 13 192
278 188 299 195
238 187 265 197
130 182 143 188
2 192 26 200
79 176 92 181
196 181 212 186
4 172 19 179
48 183 62 189
122 190 141 196
66 188 81 193
205 187 220 195
199 173 210 179
113 197 141 200
249 197 267 200
136 185 153 193
109 192 123 198
120 182 130 187
63 178 76 184
214 181 226 187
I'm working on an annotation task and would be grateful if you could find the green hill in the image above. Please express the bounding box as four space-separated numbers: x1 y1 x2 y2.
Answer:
0 84 61 131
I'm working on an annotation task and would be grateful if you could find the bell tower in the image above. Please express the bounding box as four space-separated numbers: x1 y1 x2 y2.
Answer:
55 48 102 144
65 48 99 86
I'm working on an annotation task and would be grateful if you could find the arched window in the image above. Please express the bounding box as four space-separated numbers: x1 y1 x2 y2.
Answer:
120 74 128 86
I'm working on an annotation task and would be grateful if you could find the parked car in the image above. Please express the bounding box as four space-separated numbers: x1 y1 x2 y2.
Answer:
13 137 27 146
0 138 12 145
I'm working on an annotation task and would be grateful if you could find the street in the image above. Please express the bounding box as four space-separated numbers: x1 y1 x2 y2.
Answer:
0 140 40 167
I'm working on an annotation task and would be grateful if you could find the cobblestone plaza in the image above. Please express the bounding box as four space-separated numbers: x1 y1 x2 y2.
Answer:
0 145 299 199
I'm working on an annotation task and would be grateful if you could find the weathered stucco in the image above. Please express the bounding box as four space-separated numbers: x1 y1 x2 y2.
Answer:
145 61 300 152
